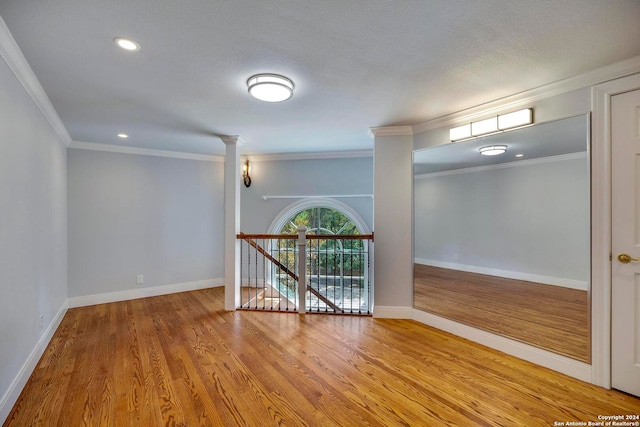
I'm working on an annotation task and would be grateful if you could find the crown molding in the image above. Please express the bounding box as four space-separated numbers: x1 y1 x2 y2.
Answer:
368 126 414 138
71 140 370 162
415 151 587 179
69 141 224 162
244 150 373 162
0 17 71 147
412 55 640 135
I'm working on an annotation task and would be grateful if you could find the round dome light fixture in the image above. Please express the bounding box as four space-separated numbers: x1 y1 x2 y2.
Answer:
479 145 507 156
247 73 294 102
114 37 140 51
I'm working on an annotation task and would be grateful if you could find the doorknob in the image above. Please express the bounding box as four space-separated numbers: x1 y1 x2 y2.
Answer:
617 253 640 264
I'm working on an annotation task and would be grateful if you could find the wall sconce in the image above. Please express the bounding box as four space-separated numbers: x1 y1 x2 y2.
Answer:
242 160 252 188
449 108 533 142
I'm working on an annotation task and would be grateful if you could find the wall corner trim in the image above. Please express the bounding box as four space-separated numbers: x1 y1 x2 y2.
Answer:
0 300 68 424
0 16 71 147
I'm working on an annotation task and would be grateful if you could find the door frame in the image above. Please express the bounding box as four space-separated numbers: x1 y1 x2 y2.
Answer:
591 72 640 388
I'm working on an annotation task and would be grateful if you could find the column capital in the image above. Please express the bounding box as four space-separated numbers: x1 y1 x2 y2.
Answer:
220 135 246 146
368 126 414 138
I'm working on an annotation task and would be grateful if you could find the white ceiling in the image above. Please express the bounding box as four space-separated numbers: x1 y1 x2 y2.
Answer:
1 1 639 156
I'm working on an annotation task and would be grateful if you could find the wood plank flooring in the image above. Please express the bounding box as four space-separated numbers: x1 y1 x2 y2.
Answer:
414 264 590 362
6 287 638 426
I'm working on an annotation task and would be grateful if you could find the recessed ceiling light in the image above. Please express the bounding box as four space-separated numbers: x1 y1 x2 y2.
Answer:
479 145 507 156
117 133 129 139
516 154 524 158
247 74 294 102
114 37 140 51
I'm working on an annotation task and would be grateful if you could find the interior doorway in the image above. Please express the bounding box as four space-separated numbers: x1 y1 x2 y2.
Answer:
610 87 640 397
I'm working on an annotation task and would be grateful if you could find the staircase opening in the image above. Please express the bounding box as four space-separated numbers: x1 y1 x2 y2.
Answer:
238 198 372 314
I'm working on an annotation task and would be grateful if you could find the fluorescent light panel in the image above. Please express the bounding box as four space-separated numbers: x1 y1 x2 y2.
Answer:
449 124 472 141
449 108 533 141
471 116 498 136
498 108 532 130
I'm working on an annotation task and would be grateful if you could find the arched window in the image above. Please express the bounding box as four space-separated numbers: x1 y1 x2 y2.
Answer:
268 198 370 235
268 198 371 314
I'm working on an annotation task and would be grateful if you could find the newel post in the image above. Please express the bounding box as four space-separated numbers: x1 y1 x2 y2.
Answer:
297 226 307 314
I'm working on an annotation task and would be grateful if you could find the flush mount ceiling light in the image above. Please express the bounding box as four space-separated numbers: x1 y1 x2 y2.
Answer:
479 145 507 156
247 74 294 102
450 108 533 141
114 37 140 51
117 133 129 139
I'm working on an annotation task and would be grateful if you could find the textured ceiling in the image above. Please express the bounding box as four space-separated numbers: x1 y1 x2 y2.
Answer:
1 0 639 155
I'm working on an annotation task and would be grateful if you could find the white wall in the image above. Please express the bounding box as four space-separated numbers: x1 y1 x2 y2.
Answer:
0 57 67 418
373 134 414 312
67 149 224 298
240 157 373 233
414 155 589 287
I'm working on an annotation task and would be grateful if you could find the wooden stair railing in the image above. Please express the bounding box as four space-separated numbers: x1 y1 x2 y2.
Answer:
238 233 343 313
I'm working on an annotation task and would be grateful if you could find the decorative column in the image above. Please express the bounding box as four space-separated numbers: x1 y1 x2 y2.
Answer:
370 126 414 317
221 136 243 311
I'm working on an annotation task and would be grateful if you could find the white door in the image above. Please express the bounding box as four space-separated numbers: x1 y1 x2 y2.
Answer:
612 88 640 397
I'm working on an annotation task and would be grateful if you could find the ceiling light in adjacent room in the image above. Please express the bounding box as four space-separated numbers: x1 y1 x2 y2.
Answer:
479 145 507 156
114 37 140 51
247 74 294 102
117 133 128 139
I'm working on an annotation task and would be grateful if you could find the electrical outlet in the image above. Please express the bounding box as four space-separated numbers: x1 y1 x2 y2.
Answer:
39 315 43 330
453 253 459 260
136 274 144 285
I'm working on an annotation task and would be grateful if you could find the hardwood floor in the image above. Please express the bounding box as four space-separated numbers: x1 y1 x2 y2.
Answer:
414 264 590 362
6 287 638 426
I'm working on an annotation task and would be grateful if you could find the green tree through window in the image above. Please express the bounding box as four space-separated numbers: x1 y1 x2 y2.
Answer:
267 204 370 313
276 207 364 283
280 207 360 236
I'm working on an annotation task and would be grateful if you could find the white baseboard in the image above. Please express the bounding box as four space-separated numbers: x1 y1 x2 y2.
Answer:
415 258 588 291
0 301 68 424
373 306 413 319
412 309 592 382
67 278 224 308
